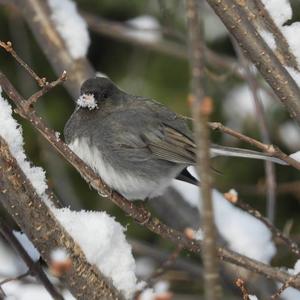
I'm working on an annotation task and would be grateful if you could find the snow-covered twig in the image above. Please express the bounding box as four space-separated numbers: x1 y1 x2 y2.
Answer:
0 137 123 300
242 0 299 71
12 0 94 99
207 0 300 126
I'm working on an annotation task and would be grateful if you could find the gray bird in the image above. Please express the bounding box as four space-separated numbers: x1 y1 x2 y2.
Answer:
64 77 285 201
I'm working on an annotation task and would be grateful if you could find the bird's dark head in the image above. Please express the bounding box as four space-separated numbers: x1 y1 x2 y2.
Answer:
77 77 120 110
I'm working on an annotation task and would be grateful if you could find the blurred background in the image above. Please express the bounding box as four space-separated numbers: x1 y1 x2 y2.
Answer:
1 0 300 298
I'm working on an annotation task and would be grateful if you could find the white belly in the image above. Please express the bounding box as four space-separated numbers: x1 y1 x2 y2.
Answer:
68 138 174 200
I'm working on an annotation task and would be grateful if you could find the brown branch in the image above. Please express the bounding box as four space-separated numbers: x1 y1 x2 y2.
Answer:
1 65 300 289
235 278 251 300
206 0 300 126
0 138 123 300
24 70 67 111
225 196 300 258
0 221 63 299
270 273 300 300
0 40 47 87
209 122 300 170
185 1 222 299
11 0 94 99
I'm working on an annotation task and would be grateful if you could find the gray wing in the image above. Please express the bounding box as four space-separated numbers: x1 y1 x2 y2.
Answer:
96 100 197 166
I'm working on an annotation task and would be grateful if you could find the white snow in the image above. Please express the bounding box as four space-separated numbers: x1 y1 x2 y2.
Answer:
3 282 75 300
47 0 90 59
285 67 300 86
279 121 300 151
135 257 155 279
52 208 138 299
126 15 161 43
55 131 61 141
289 151 300 162
223 84 275 133
50 248 69 263
259 30 276 50
277 260 300 300
0 237 22 276
139 281 170 300
249 296 259 300
0 87 48 196
260 0 300 79
76 93 98 110
172 167 276 263
281 23 300 67
13 231 40 262
261 0 292 26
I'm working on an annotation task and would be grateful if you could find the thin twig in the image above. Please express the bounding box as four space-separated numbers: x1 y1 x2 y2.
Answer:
0 270 30 286
185 0 222 299
24 70 67 111
270 273 300 300
0 40 47 87
232 39 277 223
235 278 251 300
147 245 183 286
208 122 300 170
224 197 300 258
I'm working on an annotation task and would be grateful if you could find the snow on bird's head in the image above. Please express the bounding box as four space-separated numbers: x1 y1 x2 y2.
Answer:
77 93 98 110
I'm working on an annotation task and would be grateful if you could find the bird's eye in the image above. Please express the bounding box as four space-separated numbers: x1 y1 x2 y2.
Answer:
102 91 108 99
92 92 99 99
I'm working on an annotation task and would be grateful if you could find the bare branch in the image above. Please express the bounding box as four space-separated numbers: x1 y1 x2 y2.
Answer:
209 122 300 170
232 39 277 222
0 40 47 87
24 71 67 111
0 270 30 286
185 0 222 299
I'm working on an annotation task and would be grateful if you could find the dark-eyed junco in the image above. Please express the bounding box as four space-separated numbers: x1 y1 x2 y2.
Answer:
64 77 285 200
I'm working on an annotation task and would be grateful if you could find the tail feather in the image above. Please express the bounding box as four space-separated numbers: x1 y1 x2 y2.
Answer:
210 144 287 165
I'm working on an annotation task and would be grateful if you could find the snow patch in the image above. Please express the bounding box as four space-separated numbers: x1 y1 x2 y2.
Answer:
47 0 90 59
53 208 138 299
